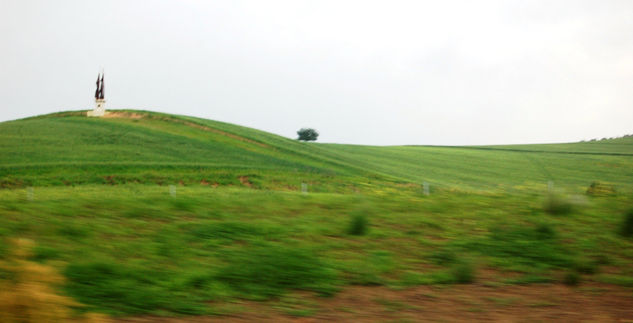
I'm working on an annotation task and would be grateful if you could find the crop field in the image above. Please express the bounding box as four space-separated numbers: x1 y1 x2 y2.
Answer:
1 111 632 321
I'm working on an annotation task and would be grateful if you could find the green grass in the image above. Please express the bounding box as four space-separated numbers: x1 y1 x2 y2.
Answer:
0 185 631 315
1 110 632 192
0 110 632 317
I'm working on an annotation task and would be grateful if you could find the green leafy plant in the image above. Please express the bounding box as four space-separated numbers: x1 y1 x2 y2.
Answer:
347 213 369 236
620 208 633 237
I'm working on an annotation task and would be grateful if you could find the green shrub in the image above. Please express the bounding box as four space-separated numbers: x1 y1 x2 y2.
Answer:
473 224 573 269
31 245 61 262
182 221 282 242
429 248 457 266
563 271 580 286
573 259 598 275
347 214 369 236
586 181 616 196
64 261 204 315
56 223 90 240
544 193 573 215
343 251 394 286
620 208 633 237
215 245 337 298
450 259 475 284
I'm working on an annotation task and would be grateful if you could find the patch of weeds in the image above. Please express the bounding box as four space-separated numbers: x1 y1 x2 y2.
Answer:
471 224 573 270
124 207 158 219
573 258 599 275
152 228 188 258
586 181 616 196
56 223 91 240
64 261 207 315
619 208 633 237
592 254 612 266
215 245 338 299
343 250 394 286
0 239 6 259
182 221 282 242
31 245 61 262
399 255 474 286
429 248 457 266
450 259 475 284
170 198 196 212
7 222 30 235
563 271 580 286
347 212 369 236
544 192 573 215
597 274 633 287
397 271 436 286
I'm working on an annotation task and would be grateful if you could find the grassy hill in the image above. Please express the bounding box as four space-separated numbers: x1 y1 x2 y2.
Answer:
1 110 632 319
1 110 632 192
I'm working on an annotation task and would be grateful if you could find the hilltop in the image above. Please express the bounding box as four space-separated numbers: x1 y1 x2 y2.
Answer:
1 109 632 192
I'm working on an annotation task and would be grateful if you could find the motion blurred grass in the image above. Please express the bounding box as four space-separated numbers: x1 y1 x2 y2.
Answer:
0 185 631 315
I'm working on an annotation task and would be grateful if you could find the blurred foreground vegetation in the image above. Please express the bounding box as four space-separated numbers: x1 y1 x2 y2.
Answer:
0 185 632 316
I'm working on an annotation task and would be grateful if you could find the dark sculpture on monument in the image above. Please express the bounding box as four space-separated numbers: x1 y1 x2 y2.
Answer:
88 72 106 117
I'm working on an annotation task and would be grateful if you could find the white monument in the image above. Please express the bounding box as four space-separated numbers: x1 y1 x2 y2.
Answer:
87 72 106 117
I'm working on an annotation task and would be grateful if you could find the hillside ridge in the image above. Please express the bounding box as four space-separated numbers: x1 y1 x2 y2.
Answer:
1 110 632 192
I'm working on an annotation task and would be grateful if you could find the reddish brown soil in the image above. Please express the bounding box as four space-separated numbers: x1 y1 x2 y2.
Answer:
117 283 633 322
238 176 252 187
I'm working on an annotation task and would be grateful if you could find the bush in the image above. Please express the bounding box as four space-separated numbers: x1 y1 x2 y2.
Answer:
296 128 319 141
182 221 281 242
573 259 598 275
215 245 338 298
64 262 183 315
343 251 394 286
474 224 573 269
544 193 573 215
429 248 457 266
450 259 475 284
31 245 61 263
347 214 369 236
563 271 580 286
586 181 616 196
620 208 633 237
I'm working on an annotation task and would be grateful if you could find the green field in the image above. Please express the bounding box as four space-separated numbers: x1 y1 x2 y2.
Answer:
1 110 632 319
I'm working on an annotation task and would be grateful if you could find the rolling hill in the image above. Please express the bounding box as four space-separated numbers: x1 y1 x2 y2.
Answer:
1 110 632 192
1 109 633 319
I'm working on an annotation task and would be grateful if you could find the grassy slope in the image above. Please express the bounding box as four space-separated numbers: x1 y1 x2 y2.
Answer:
1 110 632 192
1 110 633 317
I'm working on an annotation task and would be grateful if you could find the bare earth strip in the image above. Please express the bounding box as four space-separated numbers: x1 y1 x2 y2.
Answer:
118 283 633 322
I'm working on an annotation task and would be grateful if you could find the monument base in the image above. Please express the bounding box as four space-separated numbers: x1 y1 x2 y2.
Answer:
88 99 106 117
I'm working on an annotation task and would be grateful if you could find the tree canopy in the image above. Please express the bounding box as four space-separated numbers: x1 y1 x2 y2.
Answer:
297 128 319 141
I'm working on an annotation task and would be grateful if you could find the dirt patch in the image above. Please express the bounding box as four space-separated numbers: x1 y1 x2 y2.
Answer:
239 176 252 188
116 283 633 322
102 111 145 119
200 179 220 188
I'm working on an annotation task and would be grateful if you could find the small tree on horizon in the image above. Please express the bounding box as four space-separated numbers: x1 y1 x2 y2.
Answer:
297 128 319 141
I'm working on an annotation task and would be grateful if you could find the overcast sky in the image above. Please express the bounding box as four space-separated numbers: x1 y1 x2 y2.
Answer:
1 0 632 145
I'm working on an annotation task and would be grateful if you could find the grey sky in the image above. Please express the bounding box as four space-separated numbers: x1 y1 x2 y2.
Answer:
1 0 632 145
